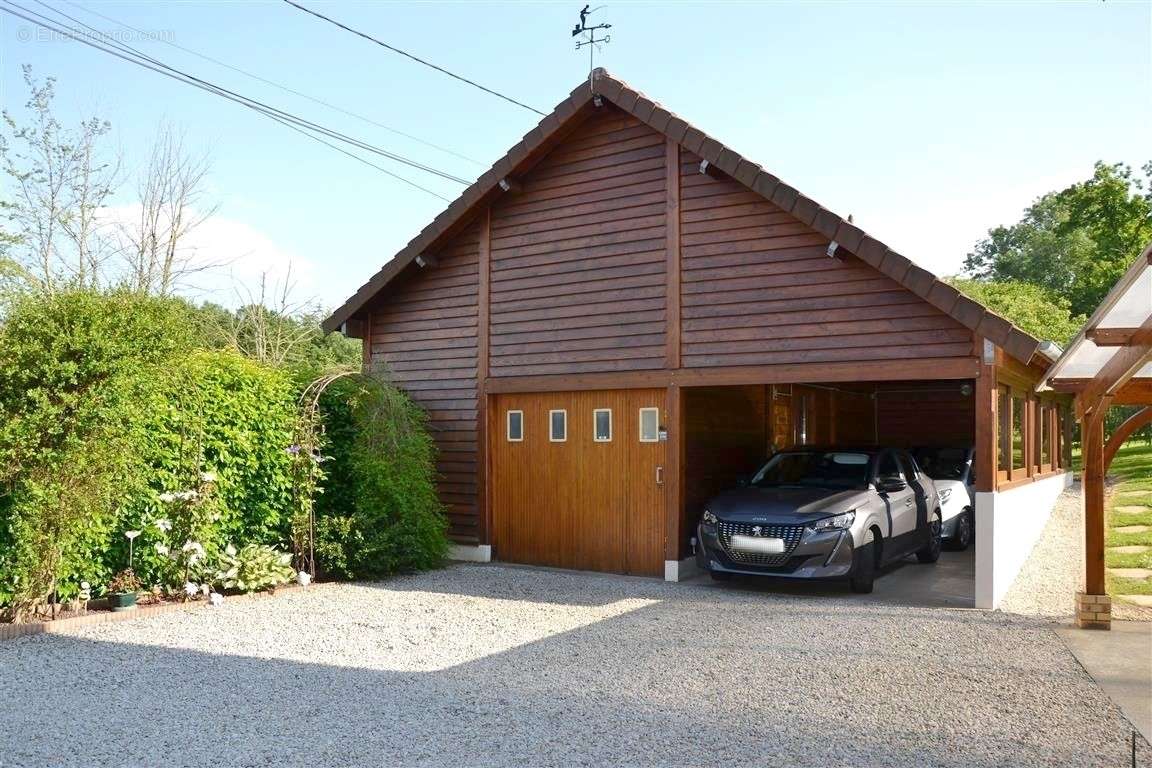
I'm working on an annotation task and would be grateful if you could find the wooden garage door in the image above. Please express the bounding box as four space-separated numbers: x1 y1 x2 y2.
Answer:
491 389 666 576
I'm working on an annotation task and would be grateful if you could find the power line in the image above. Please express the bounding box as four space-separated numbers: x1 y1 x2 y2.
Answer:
1 1 470 196
57 0 485 168
280 0 546 117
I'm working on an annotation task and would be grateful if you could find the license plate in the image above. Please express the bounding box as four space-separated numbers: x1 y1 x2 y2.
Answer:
730 535 785 554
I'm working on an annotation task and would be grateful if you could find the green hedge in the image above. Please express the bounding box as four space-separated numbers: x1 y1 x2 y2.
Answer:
0 290 449 620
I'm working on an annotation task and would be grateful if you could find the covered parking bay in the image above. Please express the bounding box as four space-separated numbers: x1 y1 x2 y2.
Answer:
678 380 977 604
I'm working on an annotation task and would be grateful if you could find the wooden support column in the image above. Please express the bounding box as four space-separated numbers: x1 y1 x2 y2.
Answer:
665 383 684 565
361 311 373 373
476 208 492 547
973 336 996 493
1083 413 1107 596
665 139 681 370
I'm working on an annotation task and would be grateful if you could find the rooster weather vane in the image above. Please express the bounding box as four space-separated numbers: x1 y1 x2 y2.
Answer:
571 5 611 90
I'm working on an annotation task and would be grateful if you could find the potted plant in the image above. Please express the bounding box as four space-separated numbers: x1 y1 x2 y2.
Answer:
106 569 141 612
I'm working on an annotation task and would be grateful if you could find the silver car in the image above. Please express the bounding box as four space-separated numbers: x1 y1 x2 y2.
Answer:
695 447 942 593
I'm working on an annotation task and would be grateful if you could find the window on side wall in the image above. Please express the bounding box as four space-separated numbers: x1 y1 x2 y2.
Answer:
593 409 612 442
997 386 1011 482
639 408 660 443
506 410 524 442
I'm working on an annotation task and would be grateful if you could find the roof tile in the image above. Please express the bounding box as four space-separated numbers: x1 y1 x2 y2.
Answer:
632 97 657 122
614 89 641 113
791 196 820 227
664 116 690 144
926 281 962 314
977 312 1013 343
681 127 707 154
812 209 843 241
595 76 624 101
770 183 799 212
733 160 762 187
713 148 742 176
903 265 936 297
647 106 673 133
752 172 781 200
1005 329 1040 364
856 236 887 267
951 295 986 329
699 137 725 164
833 222 865 253
879 250 913 282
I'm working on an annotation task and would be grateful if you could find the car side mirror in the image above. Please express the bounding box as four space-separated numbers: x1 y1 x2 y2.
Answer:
876 476 906 494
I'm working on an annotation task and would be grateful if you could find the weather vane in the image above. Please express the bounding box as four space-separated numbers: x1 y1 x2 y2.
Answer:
571 5 611 91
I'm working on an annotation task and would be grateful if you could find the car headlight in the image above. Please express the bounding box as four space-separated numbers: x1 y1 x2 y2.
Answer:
702 509 718 525
811 510 855 532
938 488 952 504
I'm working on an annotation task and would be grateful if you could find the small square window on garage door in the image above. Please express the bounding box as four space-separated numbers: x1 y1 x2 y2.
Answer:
639 407 659 442
593 409 612 442
549 409 567 442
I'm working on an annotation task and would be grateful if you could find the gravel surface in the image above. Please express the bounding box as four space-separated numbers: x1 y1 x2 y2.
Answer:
2 564 1149 768
999 483 1152 621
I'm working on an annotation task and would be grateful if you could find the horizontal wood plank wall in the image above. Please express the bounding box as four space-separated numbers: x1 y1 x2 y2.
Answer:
488 107 667 377
678 151 973 368
875 383 975 447
369 222 481 543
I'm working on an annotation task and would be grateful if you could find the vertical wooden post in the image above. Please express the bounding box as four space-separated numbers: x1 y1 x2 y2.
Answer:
665 139 681 371
665 383 684 565
973 336 996 493
361 311 373 373
476 208 492 547
1083 413 1106 595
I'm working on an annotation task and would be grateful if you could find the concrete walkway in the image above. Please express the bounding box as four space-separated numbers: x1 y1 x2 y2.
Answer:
1057 622 1152 744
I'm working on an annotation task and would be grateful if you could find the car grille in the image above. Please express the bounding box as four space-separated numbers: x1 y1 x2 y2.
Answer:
717 521 805 567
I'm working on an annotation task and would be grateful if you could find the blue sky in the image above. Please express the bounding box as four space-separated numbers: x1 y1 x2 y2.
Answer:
1 1 1149 310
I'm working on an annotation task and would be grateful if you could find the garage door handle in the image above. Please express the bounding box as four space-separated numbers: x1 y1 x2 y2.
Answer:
656 466 664 486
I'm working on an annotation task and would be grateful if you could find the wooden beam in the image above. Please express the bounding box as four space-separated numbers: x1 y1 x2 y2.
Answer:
476 209 492 546
1087 327 1144 346
1083 409 1107 595
665 139 681 370
665 383 684 562
1075 314 1152 420
485 358 983 394
1049 378 1152 403
1104 406 1152 469
973 336 996 493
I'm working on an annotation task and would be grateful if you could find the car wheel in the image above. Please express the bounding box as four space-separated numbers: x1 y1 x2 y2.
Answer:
916 511 943 564
849 539 876 594
945 508 972 551
710 570 734 582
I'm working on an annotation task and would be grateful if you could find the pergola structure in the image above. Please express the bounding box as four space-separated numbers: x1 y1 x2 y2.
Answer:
1041 244 1152 629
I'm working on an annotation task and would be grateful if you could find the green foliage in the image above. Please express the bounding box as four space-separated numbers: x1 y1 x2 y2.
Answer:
215 543 294 593
948 278 1085 345
314 376 449 579
964 161 1152 317
0 289 197 618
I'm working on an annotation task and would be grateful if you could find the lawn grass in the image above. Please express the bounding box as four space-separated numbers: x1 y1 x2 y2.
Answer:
1102 442 1152 604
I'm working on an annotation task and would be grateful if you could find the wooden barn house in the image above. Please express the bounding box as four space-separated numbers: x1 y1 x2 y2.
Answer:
324 71 1075 609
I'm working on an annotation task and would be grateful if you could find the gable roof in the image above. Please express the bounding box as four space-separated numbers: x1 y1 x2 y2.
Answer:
323 69 1045 367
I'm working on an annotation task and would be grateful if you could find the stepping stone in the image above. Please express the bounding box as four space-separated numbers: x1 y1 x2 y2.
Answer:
1114 525 1151 534
1120 595 1152 608
1109 545 1151 554
1114 505 1150 514
1108 568 1152 579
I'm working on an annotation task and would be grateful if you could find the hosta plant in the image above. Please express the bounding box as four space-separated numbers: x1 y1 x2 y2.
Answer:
215 544 294 593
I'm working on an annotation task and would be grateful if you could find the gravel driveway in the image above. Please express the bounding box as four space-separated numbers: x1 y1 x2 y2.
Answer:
1 565 1147 768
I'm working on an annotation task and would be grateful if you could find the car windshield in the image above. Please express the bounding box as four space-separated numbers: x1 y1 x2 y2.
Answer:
750 451 871 490
912 447 970 480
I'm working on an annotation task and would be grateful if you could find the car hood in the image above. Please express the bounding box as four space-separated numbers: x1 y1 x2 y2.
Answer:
706 486 867 524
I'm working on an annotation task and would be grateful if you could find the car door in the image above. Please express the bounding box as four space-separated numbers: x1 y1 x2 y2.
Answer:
897 450 930 535
877 450 917 540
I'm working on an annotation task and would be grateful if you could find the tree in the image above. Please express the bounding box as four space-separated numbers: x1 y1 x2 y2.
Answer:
119 124 219 295
963 162 1152 317
0 66 118 294
948 278 1085 346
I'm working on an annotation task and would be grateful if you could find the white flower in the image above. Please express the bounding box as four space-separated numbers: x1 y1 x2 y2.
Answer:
80 581 90 590
208 592 224 607
183 581 199 596
200 471 217 483
124 530 141 540
224 543 237 557
277 553 292 566
158 492 176 504
155 543 170 556
200 583 211 596
296 571 312 587
154 518 172 532
180 490 199 501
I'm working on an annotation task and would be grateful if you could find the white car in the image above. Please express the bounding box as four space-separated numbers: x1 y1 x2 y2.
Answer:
912 447 974 551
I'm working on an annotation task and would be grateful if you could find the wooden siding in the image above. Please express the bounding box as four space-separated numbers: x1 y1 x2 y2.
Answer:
368 223 481 542
876 383 975 447
487 107 667 377
678 151 974 368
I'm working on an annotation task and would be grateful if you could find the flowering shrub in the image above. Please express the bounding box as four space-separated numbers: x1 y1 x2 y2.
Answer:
215 543 294 593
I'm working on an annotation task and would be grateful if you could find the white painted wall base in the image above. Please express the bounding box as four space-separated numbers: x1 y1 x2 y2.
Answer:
664 557 700 582
448 544 492 563
975 472 1072 609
